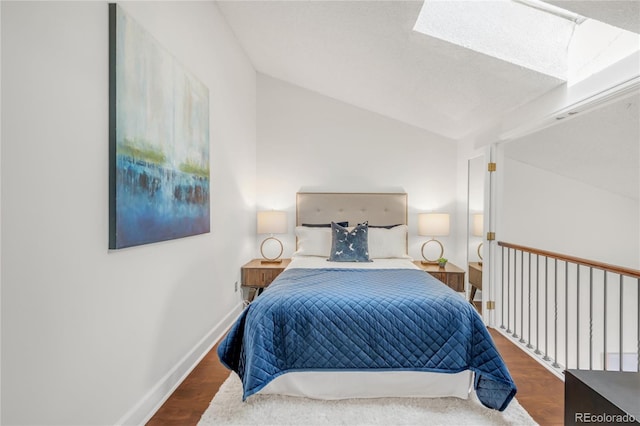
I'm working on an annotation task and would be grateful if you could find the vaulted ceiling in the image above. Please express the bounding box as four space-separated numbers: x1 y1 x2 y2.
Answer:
218 0 640 141
504 93 639 200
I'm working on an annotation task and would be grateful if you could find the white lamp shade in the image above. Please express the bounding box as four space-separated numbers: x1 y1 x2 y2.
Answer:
472 214 484 237
418 213 450 237
257 211 287 234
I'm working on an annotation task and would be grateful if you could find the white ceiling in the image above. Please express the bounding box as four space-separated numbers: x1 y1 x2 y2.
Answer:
218 1 563 140
217 0 640 141
503 93 639 200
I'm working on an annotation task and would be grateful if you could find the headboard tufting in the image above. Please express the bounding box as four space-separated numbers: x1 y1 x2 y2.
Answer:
296 192 408 227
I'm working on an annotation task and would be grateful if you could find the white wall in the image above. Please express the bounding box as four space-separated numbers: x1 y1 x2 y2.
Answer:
1 2 256 425
256 75 460 263
500 158 639 269
496 158 638 370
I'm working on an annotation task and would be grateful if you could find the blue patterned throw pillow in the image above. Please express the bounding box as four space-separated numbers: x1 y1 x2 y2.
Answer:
328 221 372 262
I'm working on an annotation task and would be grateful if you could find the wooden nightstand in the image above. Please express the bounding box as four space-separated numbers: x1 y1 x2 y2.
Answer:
241 258 291 302
413 261 465 292
468 262 483 303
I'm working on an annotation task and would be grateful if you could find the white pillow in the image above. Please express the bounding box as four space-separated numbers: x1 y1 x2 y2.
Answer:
368 225 410 259
293 226 332 257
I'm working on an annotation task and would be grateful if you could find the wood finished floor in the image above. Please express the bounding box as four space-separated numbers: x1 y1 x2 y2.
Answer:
147 328 564 426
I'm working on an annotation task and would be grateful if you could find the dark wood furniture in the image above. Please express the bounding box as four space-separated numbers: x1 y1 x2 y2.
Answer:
241 258 291 302
565 369 640 425
468 262 482 303
413 261 465 292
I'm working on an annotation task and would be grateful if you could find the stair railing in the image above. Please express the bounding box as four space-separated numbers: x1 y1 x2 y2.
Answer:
497 241 640 373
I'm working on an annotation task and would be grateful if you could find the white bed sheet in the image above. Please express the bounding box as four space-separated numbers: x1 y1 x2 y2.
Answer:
260 370 473 400
257 256 473 400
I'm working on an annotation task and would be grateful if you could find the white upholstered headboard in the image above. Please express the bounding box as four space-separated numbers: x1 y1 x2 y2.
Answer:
296 192 408 227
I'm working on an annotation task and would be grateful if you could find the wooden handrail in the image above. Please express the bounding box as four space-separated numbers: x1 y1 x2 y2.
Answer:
498 241 640 279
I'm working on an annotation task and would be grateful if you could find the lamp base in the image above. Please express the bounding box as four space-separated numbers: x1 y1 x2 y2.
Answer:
420 239 444 264
260 236 284 264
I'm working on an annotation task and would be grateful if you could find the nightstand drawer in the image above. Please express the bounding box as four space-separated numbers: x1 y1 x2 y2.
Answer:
441 272 464 292
242 268 283 287
428 271 446 282
413 261 465 292
240 259 291 302
469 262 482 288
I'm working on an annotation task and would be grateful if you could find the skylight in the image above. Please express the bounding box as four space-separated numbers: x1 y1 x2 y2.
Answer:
414 0 640 85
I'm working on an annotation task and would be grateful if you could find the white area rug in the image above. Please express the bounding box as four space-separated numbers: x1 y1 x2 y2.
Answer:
198 373 537 425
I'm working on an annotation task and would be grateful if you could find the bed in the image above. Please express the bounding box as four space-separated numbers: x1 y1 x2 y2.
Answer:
218 192 516 411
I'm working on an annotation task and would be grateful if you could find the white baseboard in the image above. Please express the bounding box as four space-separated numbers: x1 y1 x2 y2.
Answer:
115 302 244 426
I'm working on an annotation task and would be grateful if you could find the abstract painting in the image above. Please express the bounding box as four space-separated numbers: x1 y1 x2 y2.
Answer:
109 4 210 249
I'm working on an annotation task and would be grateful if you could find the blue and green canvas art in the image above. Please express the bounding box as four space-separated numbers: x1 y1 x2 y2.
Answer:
109 4 210 249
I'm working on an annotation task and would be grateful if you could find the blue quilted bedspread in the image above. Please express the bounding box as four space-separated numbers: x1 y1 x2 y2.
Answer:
218 267 516 411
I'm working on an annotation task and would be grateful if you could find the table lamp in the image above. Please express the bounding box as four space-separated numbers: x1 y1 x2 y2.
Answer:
418 213 450 264
257 211 287 263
